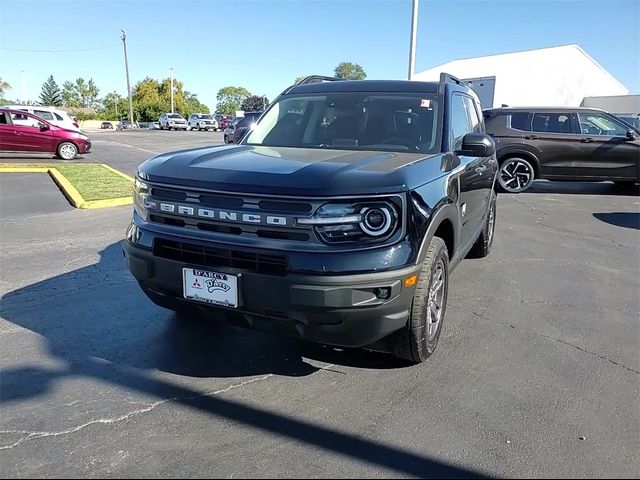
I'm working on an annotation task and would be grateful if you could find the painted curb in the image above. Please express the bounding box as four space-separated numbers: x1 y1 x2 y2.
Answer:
0 167 49 173
0 164 133 209
48 168 86 208
101 163 135 182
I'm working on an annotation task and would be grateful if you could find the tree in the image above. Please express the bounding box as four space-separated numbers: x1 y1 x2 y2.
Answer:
39 75 63 106
62 81 81 107
216 86 251 115
0 77 11 100
333 62 367 80
128 76 211 121
62 78 100 108
98 91 128 120
241 95 269 112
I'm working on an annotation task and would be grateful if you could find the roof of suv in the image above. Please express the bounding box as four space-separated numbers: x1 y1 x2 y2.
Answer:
485 106 608 114
287 80 442 95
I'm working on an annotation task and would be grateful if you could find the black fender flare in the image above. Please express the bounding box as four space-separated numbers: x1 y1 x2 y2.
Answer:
415 202 460 266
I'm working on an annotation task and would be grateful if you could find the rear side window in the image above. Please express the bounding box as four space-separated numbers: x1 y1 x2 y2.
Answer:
531 113 572 134
509 112 531 131
34 110 54 121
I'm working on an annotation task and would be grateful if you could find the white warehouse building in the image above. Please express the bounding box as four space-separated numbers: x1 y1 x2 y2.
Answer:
413 44 629 109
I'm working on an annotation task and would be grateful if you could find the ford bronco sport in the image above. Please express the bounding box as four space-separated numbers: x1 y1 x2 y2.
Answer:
124 74 498 363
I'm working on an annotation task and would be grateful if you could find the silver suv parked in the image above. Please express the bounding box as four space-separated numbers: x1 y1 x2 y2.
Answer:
159 113 188 130
188 113 217 131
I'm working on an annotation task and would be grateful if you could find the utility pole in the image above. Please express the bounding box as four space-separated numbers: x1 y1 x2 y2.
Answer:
170 67 174 113
120 29 135 126
407 0 419 80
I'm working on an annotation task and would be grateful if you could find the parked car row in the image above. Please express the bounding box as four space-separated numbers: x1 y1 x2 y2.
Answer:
157 113 233 131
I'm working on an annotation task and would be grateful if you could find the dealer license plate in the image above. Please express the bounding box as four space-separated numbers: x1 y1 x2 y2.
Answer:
182 268 238 308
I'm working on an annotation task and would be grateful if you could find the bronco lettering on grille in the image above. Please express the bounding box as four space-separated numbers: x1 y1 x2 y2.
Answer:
153 202 290 227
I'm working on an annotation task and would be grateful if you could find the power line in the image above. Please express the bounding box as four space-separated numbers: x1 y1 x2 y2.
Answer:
1 44 120 53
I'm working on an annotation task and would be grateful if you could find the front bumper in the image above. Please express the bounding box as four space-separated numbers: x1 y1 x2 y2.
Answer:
123 236 419 348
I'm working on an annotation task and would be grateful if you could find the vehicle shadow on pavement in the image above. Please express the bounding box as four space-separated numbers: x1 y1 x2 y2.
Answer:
0 241 484 478
525 180 639 196
593 212 640 230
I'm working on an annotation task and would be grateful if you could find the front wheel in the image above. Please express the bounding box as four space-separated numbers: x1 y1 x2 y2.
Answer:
57 142 78 160
498 157 535 193
393 236 449 363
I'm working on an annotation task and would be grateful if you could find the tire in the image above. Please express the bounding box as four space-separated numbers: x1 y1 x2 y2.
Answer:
467 192 496 258
56 142 78 160
498 157 535 193
393 237 449 363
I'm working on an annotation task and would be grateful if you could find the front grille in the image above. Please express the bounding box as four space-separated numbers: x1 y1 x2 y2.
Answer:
154 239 289 276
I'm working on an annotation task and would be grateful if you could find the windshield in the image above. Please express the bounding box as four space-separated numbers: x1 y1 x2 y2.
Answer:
168 114 183 119
199 115 212 119
245 92 441 153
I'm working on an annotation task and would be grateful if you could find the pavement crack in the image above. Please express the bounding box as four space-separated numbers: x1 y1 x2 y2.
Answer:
0 374 274 450
471 310 640 375
537 333 640 375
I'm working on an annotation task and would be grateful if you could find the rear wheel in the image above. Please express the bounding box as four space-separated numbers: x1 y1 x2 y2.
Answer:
393 237 449 363
498 157 535 193
57 142 78 160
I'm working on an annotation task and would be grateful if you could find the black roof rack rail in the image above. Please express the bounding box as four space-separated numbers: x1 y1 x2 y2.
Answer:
297 75 341 85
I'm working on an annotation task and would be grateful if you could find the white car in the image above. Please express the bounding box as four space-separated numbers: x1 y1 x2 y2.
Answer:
187 113 217 131
159 113 188 130
1 105 80 131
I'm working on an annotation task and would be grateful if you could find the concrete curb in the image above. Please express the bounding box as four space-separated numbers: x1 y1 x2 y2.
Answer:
0 164 133 209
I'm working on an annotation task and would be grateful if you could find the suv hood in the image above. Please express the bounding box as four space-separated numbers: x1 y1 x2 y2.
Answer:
140 145 445 196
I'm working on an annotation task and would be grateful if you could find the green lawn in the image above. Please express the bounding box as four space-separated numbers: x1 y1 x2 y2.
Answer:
54 164 133 201
0 163 133 203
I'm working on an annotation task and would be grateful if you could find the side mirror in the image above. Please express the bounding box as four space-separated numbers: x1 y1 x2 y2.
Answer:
456 133 496 157
39 122 50 131
627 129 637 140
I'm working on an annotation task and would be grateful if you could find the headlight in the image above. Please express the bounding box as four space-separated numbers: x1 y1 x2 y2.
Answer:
298 200 400 244
133 175 154 219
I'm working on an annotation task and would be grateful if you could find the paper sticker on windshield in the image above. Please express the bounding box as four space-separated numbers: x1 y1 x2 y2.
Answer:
420 99 431 108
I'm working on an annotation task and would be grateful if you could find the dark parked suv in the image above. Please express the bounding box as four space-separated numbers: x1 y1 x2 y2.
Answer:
232 111 262 143
484 107 639 193
124 74 498 363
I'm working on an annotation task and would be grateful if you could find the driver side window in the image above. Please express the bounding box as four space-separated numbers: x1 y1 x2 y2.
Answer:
450 94 473 150
11 113 40 128
577 113 628 137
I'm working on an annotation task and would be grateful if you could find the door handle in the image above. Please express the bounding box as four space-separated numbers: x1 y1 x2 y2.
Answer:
524 134 538 140
580 137 594 143
474 165 487 174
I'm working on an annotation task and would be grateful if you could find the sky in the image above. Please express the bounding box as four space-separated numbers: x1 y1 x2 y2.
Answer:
1 0 638 111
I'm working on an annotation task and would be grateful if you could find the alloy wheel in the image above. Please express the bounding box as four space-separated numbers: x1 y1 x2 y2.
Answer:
426 260 446 340
499 159 534 193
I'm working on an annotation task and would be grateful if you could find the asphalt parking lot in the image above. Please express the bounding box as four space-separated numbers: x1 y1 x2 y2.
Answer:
1 131 638 478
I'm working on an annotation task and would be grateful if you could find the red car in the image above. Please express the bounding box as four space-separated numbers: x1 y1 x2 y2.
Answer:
0 108 91 160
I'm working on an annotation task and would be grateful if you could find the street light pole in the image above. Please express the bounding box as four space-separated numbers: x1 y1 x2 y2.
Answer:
407 0 419 80
120 29 135 126
170 67 174 114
